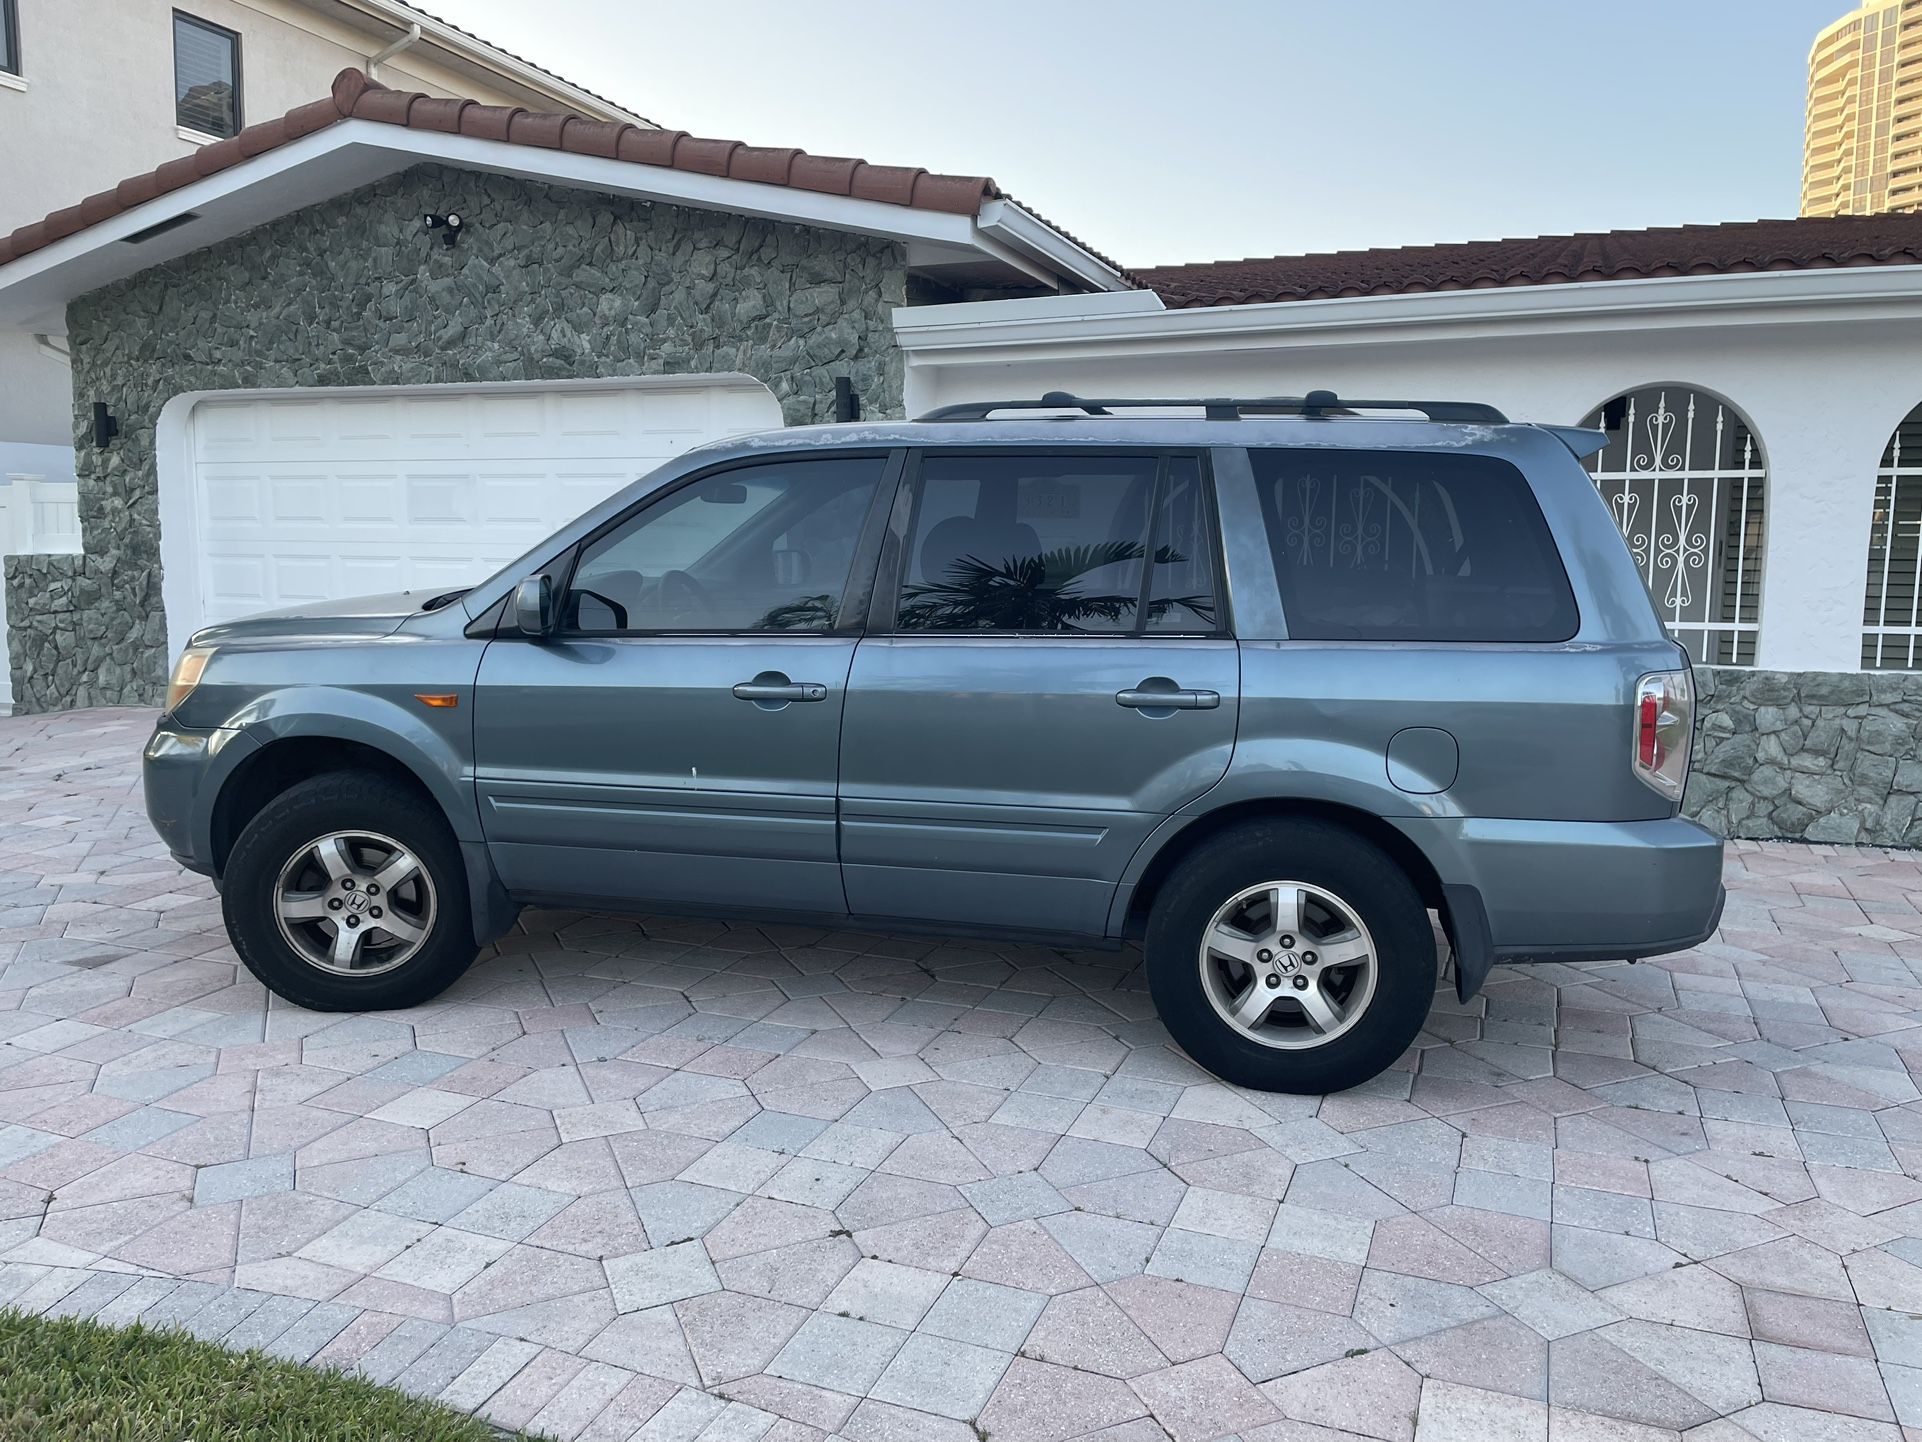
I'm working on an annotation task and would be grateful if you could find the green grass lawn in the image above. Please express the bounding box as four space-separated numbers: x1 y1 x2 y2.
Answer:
0 1308 530 1441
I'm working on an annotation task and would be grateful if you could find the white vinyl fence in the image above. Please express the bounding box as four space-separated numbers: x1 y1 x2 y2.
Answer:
0 475 83 711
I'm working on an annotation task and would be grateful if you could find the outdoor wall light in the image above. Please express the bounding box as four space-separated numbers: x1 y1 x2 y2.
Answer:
92 402 118 449
421 212 464 247
833 376 860 422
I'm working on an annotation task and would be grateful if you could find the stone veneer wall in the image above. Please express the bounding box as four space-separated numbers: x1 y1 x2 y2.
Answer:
1688 666 1922 846
4 163 908 712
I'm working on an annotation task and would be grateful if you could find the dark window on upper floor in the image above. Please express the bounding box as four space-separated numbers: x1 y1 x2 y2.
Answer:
1251 447 1579 643
1 0 20 77
174 11 241 138
891 452 1223 635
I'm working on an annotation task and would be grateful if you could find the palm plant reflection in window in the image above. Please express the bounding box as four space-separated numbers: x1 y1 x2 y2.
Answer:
898 541 1212 632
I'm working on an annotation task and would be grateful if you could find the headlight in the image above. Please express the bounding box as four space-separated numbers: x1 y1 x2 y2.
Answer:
165 646 214 713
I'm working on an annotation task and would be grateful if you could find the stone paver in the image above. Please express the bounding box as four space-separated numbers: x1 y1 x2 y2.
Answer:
0 706 1918 1441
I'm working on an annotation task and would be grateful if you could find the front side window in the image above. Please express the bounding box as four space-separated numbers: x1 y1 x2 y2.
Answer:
1253 448 1578 643
564 457 885 634
892 453 1220 634
2 0 20 77
174 12 241 137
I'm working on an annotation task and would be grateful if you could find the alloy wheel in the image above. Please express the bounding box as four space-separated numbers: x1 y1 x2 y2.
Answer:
1196 880 1379 1049
272 829 437 977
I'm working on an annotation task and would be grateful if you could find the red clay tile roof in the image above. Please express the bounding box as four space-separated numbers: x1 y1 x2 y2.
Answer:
0 68 1005 270
1138 214 1922 307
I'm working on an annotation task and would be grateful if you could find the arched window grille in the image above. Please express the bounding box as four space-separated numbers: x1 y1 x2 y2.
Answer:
1581 387 1766 665
1863 403 1922 669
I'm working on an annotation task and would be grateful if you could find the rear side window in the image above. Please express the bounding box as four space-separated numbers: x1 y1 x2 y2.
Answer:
891 453 1221 634
1251 448 1578 642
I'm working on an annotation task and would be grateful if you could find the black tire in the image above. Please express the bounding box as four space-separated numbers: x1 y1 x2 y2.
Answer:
1145 819 1435 1094
222 771 478 1011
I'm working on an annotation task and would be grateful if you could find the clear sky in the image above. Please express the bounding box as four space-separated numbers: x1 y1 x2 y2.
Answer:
424 0 1851 268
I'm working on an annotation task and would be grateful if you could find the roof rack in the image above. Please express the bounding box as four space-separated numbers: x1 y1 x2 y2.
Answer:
918 389 1510 424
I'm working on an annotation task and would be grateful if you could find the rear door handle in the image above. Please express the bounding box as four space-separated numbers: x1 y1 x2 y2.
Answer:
1116 688 1220 710
733 679 829 703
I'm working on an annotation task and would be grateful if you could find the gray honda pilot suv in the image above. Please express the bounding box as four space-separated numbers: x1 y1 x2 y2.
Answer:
143 392 1725 1093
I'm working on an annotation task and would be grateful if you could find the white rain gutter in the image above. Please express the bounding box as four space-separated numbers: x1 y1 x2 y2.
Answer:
975 198 1131 294
366 21 421 80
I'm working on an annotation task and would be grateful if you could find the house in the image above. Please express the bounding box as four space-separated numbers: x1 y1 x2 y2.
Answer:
0 0 652 490
0 63 1915 848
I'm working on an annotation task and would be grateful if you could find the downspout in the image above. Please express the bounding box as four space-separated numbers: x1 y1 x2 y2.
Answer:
366 21 421 80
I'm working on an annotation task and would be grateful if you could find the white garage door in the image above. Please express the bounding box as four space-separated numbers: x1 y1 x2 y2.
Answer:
168 376 783 646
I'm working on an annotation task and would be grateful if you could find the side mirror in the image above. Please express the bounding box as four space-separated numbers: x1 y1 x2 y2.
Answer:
514 574 554 637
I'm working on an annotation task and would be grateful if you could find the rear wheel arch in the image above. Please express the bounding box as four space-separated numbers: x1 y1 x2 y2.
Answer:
1126 798 1448 934
211 737 445 878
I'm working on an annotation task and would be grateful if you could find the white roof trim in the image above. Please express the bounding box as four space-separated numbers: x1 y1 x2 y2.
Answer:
893 262 1922 362
0 119 1125 330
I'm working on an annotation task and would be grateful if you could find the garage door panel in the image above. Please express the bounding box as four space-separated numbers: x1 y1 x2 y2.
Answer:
400 395 472 443
339 556 411 596
332 397 402 443
479 394 545 440
331 475 406 526
207 556 269 611
404 474 478 526
180 381 783 632
474 475 550 528
202 474 267 524
269 475 335 526
265 400 329 450
557 390 627 439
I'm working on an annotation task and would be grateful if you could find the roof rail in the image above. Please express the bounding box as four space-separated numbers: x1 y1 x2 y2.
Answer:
917 389 1510 424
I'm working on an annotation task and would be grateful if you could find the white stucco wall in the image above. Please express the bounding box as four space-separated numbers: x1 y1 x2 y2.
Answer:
897 274 1922 674
0 333 69 448
0 0 580 238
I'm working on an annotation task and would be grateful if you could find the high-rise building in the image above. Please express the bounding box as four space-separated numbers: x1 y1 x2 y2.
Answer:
1804 0 1922 216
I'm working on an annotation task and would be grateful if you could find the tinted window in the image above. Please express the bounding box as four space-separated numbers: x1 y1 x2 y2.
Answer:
895 455 1178 633
174 12 241 138
1252 449 1578 642
1146 457 1221 633
565 457 884 634
2 0 19 77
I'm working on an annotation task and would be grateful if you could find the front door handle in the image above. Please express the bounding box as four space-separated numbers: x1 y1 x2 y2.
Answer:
733 677 829 703
1116 687 1221 710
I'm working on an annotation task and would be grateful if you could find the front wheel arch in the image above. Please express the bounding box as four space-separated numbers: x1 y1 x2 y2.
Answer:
211 737 441 879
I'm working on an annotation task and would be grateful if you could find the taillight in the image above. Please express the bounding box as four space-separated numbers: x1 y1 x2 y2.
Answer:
1633 670 1694 801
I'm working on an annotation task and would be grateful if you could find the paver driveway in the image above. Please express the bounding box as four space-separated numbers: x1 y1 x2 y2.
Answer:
0 707 1918 1442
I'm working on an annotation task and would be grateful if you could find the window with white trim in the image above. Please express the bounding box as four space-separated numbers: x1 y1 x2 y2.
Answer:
174 11 241 138
1 0 20 77
1863 402 1922 669
1581 386 1766 666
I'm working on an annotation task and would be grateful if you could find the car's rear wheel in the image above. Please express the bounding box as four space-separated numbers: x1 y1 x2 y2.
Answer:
1145 819 1436 1093
223 772 478 1011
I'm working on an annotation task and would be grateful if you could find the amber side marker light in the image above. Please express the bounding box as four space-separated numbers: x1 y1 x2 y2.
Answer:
414 693 460 709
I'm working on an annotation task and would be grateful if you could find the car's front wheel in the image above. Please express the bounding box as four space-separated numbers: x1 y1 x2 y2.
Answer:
1145 819 1436 1093
222 772 478 1011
